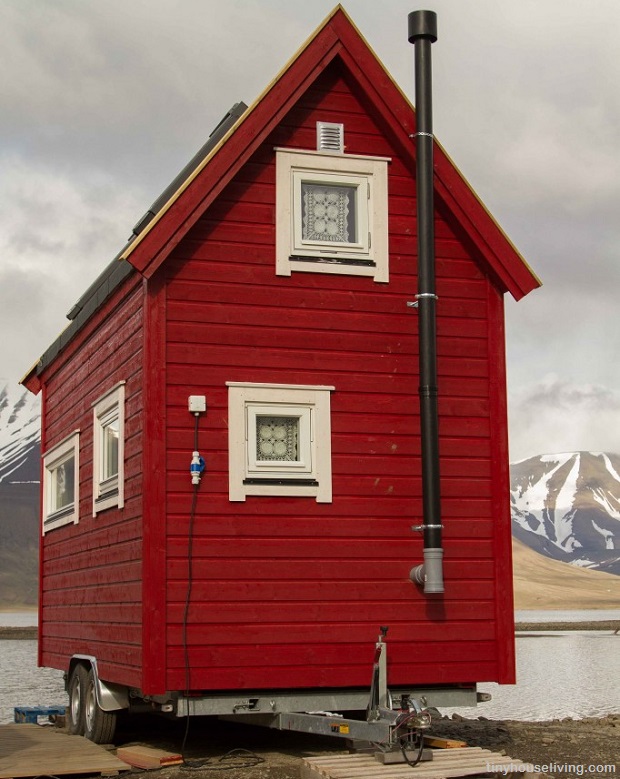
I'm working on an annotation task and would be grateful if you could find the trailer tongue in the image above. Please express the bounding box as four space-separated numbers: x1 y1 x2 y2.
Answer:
217 628 433 766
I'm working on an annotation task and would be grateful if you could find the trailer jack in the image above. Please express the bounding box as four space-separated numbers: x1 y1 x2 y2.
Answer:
220 628 433 766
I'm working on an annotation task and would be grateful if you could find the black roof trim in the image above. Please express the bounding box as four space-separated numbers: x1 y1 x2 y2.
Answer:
130 101 248 239
65 240 136 321
34 101 248 376
37 258 135 374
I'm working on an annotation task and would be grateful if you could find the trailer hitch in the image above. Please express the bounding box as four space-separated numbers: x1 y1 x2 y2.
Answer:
365 628 432 765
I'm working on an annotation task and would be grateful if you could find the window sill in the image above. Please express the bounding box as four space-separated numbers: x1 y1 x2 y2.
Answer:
243 478 320 486
94 490 121 515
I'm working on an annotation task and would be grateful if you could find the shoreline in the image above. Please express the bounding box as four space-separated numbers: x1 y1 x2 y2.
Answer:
1 621 619 640
515 619 620 632
0 627 38 639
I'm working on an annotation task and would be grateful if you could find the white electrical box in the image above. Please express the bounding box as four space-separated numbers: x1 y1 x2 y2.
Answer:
188 395 207 413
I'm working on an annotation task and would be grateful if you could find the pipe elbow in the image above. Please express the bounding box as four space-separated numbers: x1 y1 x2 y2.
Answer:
410 548 444 594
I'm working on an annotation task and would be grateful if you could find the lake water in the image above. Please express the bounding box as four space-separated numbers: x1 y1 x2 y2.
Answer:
0 640 66 724
1 610 619 724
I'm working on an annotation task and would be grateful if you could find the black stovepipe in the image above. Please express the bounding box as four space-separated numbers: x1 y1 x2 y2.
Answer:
408 10 444 594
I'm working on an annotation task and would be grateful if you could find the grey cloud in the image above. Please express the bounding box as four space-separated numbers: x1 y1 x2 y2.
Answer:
0 0 309 185
2 0 620 459
509 376 620 460
516 378 620 413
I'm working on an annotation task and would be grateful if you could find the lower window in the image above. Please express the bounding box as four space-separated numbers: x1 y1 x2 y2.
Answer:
227 382 334 502
42 430 80 533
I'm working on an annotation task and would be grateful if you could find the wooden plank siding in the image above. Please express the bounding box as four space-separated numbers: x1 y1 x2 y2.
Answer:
161 62 513 693
39 279 145 688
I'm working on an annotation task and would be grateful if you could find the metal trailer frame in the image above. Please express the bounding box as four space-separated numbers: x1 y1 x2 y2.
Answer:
68 628 488 758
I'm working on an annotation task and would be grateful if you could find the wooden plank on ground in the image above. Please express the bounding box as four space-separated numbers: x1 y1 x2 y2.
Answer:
301 747 532 779
0 724 131 779
116 744 183 768
423 735 468 749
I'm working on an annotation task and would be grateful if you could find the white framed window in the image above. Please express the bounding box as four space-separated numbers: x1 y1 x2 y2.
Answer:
92 382 125 515
42 430 80 534
276 149 389 282
227 382 334 502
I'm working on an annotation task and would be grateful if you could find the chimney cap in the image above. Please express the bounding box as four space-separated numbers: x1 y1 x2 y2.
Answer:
408 10 437 44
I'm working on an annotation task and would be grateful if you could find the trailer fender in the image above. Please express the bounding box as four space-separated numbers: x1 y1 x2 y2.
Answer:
69 655 129 712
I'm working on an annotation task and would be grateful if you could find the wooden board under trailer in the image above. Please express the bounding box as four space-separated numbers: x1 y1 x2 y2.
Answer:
301 746 541 779
0 724 130 778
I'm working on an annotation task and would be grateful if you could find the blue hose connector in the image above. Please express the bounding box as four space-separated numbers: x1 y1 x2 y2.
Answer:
190 451 205 485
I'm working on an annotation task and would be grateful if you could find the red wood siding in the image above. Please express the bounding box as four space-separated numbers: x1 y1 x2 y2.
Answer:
140 275 168 694
161 62 514 693
38 278 144 687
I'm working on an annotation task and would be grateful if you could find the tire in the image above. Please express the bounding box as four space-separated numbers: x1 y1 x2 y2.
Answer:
67 664 88 736
83 668 117 744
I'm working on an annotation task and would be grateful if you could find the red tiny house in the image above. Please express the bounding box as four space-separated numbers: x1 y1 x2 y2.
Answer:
22 7 539 740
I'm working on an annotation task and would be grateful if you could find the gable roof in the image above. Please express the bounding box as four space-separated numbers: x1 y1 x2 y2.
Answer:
22 5 540 390
119 4 540 299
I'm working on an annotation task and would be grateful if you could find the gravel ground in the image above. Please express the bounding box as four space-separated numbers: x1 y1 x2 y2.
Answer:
110 712 620 779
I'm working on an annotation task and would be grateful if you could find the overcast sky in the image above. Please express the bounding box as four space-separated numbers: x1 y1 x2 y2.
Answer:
2 0 619 461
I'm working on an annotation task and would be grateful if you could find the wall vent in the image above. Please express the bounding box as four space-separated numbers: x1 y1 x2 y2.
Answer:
316 122 344 153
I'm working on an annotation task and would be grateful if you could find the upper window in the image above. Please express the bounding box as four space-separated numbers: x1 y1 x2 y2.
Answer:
227 382 334 503
92 382 125 515
276 149 389 282
42 431 80 534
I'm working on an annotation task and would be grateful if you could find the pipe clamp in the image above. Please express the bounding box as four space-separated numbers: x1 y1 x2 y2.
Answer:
412 524 444 532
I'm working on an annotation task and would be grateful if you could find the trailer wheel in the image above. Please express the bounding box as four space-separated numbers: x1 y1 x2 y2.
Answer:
83 668 117 744
67 664 88 735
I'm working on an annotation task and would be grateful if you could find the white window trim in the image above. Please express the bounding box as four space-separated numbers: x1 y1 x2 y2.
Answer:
42 430 80 534
275 148 389 282
227 382 334 503
92 382 125 516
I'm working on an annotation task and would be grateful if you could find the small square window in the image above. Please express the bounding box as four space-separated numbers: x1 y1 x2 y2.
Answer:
227 383 334 502
92 382 125 515
256 416 299 462
298 177 365 249
276 149 389 281
43 431 80 533
247 405 312 477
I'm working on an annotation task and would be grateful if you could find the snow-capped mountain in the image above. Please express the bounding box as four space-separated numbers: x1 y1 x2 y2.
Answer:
0 380 41 606
0 380 41 484
511 452 620 576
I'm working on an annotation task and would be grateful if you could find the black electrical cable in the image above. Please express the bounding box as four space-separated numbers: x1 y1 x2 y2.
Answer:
177 412 266 773
392 706 429 769
399 733 425 767
180 749 265 772
180 413 201 761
